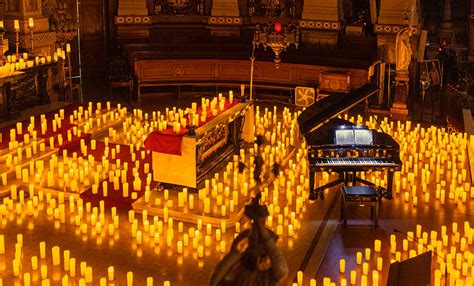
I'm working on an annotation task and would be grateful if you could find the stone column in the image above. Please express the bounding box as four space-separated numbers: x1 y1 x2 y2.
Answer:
4 0 56 56
118 0 148 15
376 0 421 120
300 0 342 47
208 0 242 37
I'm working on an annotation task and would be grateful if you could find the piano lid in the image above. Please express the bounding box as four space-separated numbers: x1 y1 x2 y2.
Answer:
297 84 378 137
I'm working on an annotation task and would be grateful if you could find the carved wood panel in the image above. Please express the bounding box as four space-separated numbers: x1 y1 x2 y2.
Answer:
135 59 369 89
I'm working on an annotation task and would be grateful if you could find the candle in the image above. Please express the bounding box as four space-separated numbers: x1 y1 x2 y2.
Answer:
66 44 71 54
374 239 381 252
108 266 114 281
52 246 60 265
0 235 4 254
350 270 357 284
28 18 34 28
14 20 19 31
127 272 133 286
40 241 46 258
24 273 31 286
70 258 76 277
356 251 362 264
62 276 69 286
0 21 3 29
340 259 345 273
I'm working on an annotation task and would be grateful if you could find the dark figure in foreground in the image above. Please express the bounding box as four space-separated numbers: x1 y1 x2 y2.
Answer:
209 195 288 286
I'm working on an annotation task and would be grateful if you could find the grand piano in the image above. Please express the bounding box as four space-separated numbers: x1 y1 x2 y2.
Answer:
297 84 402 200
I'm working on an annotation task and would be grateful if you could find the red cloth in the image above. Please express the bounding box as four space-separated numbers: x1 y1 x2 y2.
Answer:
144 127 187 156
144 99 239 155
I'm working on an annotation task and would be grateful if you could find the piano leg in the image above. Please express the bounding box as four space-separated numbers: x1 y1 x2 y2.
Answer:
386 170 394 199
310 176 345 200
309 170 316 200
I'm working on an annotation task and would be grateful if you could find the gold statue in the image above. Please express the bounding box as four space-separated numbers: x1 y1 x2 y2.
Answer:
395 27 414 74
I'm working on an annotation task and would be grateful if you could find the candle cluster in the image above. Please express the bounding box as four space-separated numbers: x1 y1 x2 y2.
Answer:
0 189 159 285
0 103 314 285
155 91 235 134
0 53 54 76
3 99 472 285
305 114 474 286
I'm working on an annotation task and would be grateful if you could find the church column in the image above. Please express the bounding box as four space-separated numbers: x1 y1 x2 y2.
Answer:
375 0 421 120
4 0 56 55
115 0 152 41
299 0 342 47
208 0 242 37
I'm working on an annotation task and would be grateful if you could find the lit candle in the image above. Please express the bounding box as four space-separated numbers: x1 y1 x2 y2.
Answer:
14 20 20 31
0 235 4 254
28 18 34 28
70 258 76 277
40 241 46 258
374 239 381 252
66 44 71 54
339 259 345 273
107 266 114 281
52 246 60 265
127 272 133 286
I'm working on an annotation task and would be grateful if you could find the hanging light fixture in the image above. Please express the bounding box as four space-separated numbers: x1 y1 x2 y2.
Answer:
252 21 299 68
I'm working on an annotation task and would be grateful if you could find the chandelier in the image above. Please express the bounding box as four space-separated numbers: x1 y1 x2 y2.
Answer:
252 21 299 68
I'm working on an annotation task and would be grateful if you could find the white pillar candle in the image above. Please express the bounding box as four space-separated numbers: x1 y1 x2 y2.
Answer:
52 246 60 265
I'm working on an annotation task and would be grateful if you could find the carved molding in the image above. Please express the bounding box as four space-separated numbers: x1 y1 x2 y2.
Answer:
374 24 419 35
134 59 369 90
208 17 242 25
115 16 152 25
298 20 340 31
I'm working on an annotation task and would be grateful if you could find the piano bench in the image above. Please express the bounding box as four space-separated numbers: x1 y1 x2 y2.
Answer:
340 185 380 228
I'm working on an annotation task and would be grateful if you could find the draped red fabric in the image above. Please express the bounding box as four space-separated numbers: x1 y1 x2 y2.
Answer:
144 127 187 155
144 99 238 155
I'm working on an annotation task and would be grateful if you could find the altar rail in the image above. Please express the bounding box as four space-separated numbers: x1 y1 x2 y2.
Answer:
134 59 370 101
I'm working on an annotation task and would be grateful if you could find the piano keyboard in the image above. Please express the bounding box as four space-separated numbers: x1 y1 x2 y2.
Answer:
313 157 399 167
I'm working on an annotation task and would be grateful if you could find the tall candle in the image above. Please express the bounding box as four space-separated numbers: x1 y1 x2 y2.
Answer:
14 20 19 31
108 266 114 281
70 258 76 277
52 246 60 265
28 18 34 28
127 272 133 286
340 259 345 273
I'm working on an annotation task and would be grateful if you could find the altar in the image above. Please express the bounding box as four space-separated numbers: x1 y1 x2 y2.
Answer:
145 97 251 188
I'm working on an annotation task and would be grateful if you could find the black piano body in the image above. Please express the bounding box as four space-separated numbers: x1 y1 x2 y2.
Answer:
297 84 402 200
